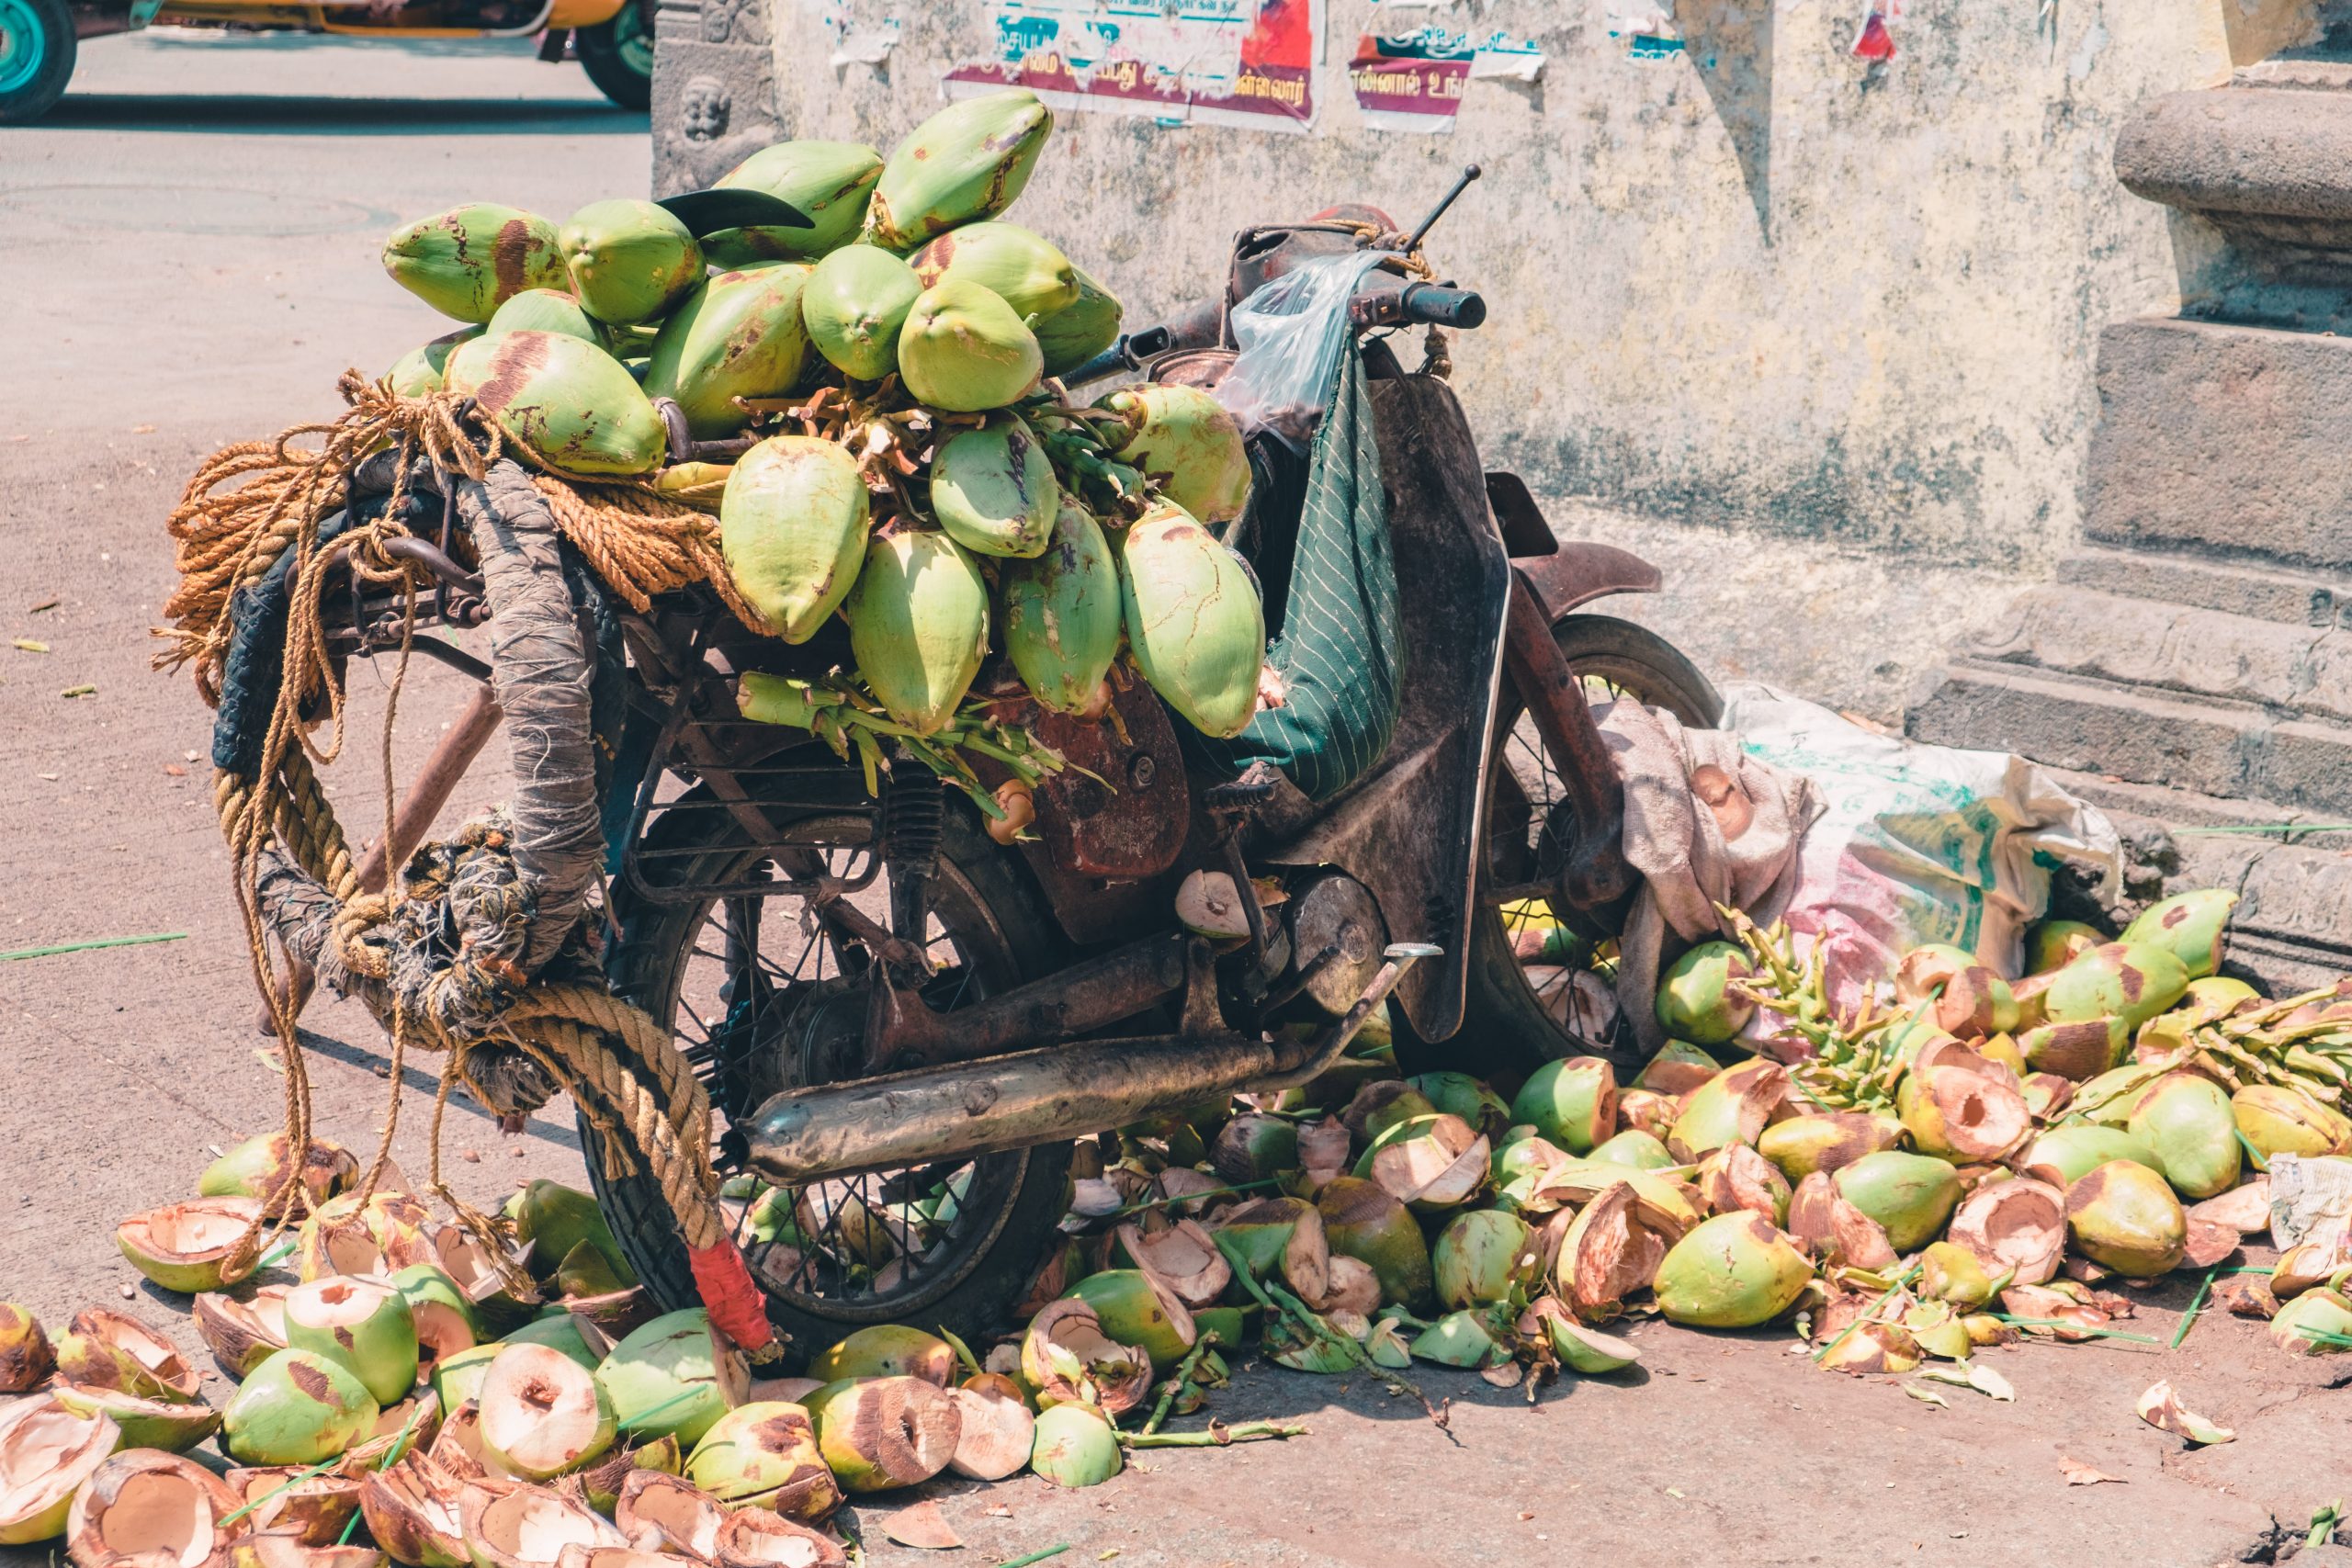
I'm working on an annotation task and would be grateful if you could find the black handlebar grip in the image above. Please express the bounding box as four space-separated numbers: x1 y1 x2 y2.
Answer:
1400 283 1486 329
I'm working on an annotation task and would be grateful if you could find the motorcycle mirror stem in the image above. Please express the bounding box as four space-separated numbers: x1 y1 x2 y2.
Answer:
1400 164 1482 253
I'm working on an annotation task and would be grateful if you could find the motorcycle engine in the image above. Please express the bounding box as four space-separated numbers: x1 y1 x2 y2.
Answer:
1281 872 1388 1015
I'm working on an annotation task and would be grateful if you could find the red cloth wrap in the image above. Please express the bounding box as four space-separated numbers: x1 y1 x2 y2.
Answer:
688 1238 774 1349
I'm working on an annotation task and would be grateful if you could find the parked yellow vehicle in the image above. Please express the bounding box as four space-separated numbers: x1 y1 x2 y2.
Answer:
0 0 650 123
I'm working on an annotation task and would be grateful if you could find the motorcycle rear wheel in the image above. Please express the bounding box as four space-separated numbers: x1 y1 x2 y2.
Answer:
1451 613 1723 1081
586 790 1075 1363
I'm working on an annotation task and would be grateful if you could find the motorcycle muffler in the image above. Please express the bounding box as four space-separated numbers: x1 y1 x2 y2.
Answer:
741 944 1435 1184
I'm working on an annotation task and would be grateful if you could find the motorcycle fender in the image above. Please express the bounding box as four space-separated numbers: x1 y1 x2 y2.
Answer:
1485 470 1662 620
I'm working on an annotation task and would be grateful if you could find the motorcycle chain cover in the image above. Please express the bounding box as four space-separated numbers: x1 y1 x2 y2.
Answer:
1024 680 1189 880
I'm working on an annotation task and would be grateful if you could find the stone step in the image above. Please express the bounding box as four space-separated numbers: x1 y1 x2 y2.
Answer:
2056 545 2351 630
1905 660 2352 815
1961 584 2352 722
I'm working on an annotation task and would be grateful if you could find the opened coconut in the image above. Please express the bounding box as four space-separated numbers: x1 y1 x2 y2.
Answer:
614 1472 725 1561
1555 1181 1685 1323
226 1463 363 1546
357 1455 469 1568
458 1479 626 1568
119 1196 266 1295
55 1309 199 1403
594 1309 747 1449
1114 1220 1232 1311
1317 1178 1433 1312
712 1509 847 1568
1069 1270 1195 1371
220 1348 379 1466
1510 1057 1617 1156
1831 1150 1962 1253
682 1403 842 1521
65 1449 243 1568
1785 1172 1895 1269
477 1343 616 1480
387 1266 478 1376
1896 1062 2030 1163
801 1377 960 1494
1018 1299 1149 1416
200 1135 359 1218
0 1304 51 1394
48 1382 220 1453
1355 1113 1489 1212
1946 1177 2065 1287
0 1398 117 1545
194 1287 288 1381
1668 1059 1789 1163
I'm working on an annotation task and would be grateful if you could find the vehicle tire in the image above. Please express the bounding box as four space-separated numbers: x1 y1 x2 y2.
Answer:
575 0 651 111
586 782 1076 1364
0 0 75 127
1443 614 1723 1084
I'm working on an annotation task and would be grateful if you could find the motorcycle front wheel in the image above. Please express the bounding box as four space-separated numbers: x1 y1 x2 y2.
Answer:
586 788 1075 1363
1453 613 1723 1080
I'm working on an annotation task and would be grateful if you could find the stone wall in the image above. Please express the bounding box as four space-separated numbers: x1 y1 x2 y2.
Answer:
650 0 2330 572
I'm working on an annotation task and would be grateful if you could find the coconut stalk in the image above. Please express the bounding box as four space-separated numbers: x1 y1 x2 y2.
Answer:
1720 906 1908 1111
1210 1232 1442 1425
1119 1420 1306 1449
1138 1331 1220 1437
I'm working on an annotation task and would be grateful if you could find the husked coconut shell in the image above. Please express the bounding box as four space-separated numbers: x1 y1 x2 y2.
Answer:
425 1398 513 1481
1311 1256 1383 1317
713 1509 848 1568
66 1448 243 1568
1946 1178 2065 1287
227 1465 365 1545
2188 1180 2270 1235
343 1392 442 1472
2183 1215 2243 1269
211 1537 390 1568
1898 1062 2030 1162
0 1398 119 1548
116 1197 266 1294
1696 1144 1792 1225
1019 1299 1150 1416
58 1309 201 1404
555 1550 706 1568
944 1384 1035 1482
0 1304 53 1394
458 1480 626 1568
1555 1182 1681 1323
356 1455 470 1567
193 1287 289 1381
615 1472 725 1560
1116 1220 1232 1310
1173 869 1252 942
1785 1172 1896 1270
1295 1116 1352 1185
478 1343 616 1481
1361 1114 1489 1210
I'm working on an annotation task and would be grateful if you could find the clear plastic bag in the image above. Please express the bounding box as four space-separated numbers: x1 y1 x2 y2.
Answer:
1214 249 1391 451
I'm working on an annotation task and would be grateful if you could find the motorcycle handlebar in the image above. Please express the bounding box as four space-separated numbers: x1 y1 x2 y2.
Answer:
1057 271 1485 389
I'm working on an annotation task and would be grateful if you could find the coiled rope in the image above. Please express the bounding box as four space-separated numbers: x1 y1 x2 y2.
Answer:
164 371 778 1355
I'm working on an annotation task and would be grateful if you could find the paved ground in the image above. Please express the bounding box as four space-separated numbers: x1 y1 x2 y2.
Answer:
0 35 2338 1568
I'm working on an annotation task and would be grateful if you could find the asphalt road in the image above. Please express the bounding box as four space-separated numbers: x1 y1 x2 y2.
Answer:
0 36 2329 1568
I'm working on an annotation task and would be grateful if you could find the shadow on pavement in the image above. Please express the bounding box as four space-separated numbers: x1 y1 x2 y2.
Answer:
41 93 645 134
295 1025 584 1151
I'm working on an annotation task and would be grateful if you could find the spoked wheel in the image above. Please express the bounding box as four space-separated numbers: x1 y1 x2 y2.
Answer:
590 795 1074 1359
1453 614 1723 1079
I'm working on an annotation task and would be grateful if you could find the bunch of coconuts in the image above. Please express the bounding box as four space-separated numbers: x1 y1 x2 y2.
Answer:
371 85 1273 811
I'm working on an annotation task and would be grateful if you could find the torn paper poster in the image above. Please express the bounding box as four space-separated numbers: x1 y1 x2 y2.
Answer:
945 0 1323 134
1469 37 1544 81
830 21 897 67
1350 28 1470 132
1606 3 1685 60
1851 1 1902 60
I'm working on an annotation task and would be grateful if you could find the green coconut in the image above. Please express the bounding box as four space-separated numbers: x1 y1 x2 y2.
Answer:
2017 1015 2133 1081
284 1276 419 1406
385 1266 476 1373
0 1400 116 1546
807 1325 956 1388
198 1134 360 1216
930 413 1058 558
442 332 665 476
1208 1196 1311 1282
1831 1151 1962 1253
806 1375 961 1493
1522 1301 1640 1373
386 328 482 399
866 88 1054 252
1001 498 1123 713
560 198 704 325
1634 1039 1723 1097
48 1382 219 1453
800 243 922 380
114 1197 264 1293
1756 1112 1903 1183
844 528 991 735
1095 382 1251 524
1404 1074 1512 1139
221 1348 379 1466
1653 1213 1814 1328
1588 1130 1677 1170
910 220 1078 321
2236 1084 2352 1161
1431 1210 1537 1311
1668 1059 1788 1162
1353 1113 1490 1213
719 433 871 643
507 1181 628 1284
1069 1270 1195 1371
1347 1081 1440 1146
595 1309 749 1449
1410 1309 1507 1368
1035 266 1124 378
709 139 885 265
1027 1402 1121 1488
1317 1178 1434 1312
1509 1057 1618 1156
897 278 1042 412
483 287 605 347
1917 1241 1997 1309
2017 1124 2162 1190
2125 1073 2243 1200
2064 1160 2187 1278
2044 942 2190 1031
1117 496 1266 739
2121 889 2237 980
683 1402 842 1521
1210 1113 1298 1185
642 263 815 438
1656 941 1756 1043
381 204 567 324
429 1344 502 1413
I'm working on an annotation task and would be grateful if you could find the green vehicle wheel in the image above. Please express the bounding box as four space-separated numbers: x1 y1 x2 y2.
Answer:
0 0 74 126
576 0 652 111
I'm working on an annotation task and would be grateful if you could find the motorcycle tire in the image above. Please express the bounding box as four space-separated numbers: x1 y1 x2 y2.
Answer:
585 784 1075 1365
0 0 75 127
1437 613 1723 1084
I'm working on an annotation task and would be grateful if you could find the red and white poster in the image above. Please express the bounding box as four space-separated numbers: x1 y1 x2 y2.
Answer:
945 0 1324 135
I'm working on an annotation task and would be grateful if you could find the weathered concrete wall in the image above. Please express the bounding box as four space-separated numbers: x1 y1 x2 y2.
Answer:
752 1 2313 571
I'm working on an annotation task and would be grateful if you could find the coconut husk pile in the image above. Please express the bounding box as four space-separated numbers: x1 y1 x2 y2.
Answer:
15 887 2352 1555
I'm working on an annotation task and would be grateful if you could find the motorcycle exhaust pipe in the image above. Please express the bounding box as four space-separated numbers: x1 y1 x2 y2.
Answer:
741 945 1436 1184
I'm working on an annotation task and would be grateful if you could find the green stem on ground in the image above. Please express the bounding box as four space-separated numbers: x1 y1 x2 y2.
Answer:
1121 1421 1306 1449
1140 1331 1220 1437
